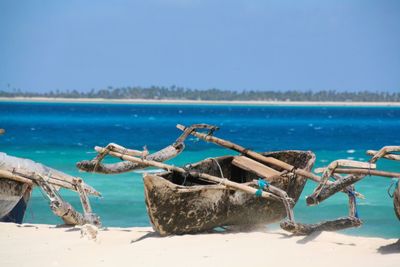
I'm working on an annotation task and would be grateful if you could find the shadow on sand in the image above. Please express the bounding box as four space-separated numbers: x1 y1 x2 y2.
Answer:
377 239 400 254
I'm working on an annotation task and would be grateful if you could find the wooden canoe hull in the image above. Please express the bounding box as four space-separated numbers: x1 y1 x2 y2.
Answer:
0 178 31 223
143 150 315 235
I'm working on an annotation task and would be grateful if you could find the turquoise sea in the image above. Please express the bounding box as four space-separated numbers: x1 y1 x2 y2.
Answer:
1 102 399 238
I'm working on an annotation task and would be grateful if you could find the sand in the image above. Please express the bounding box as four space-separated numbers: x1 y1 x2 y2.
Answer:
0 223 398 267
1 97 400 106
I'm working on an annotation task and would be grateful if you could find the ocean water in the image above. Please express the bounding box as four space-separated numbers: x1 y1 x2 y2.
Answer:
1 101 399 238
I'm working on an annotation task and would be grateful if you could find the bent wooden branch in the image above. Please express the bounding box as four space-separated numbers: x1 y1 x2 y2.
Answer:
307 160 375 205
77 144 183 174
76 125 218 174
280 216 362 235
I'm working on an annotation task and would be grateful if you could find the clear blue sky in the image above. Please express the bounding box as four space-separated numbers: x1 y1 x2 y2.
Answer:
1 0 399 92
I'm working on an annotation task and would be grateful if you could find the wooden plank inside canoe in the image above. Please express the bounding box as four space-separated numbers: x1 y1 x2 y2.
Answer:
232 156 280 180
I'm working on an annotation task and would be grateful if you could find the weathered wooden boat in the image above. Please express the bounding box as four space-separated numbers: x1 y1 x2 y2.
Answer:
143 150 315 235
0 152 101 225
0 178 32 223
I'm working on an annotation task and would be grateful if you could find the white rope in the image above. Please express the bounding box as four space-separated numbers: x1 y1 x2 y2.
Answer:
208 157 227 185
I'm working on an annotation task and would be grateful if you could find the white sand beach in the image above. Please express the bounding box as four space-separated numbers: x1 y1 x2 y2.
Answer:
0 222 398 267
1 97 400 106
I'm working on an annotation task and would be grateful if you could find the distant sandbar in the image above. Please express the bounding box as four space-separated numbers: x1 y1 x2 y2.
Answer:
0 97 400 106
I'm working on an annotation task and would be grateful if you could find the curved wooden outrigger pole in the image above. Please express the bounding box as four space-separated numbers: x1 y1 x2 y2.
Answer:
76 124 218 174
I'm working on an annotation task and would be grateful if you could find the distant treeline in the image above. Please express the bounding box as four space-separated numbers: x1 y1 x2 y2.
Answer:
1 86 399 102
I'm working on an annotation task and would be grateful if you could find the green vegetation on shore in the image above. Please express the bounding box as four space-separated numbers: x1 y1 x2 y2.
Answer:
1 86 399 102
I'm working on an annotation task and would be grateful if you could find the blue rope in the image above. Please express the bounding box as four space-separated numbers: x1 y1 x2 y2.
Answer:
258 179 269 188
348 190 359 218
255 179 269 197
255 189 263 197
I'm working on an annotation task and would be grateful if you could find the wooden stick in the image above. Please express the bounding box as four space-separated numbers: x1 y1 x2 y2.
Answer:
306 175 364 205
176 124 322 183
332 168 400 178
367 150 400 161
94 146 282 201
232 156 281 180
74 178 93 214
369 146 400 163
101 143 147 157
0 169 34 186
35 174 87 225
280 216 362 235
0 168 100 196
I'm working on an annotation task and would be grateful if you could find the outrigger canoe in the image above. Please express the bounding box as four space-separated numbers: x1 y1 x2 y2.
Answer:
0 178 32 223
143 150 315 235
0 152 101 225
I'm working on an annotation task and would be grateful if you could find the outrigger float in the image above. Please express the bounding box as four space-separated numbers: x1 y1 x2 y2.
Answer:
77 123 400 236
1 127 101 226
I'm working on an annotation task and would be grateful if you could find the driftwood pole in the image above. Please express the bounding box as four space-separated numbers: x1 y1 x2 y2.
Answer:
0 169 34 186
332 168 400 178
4 168 101 196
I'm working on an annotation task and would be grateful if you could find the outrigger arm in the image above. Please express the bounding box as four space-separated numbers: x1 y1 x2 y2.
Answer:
301 146 400 233
36 174 100 226
76 124 218 174
0 163 101 226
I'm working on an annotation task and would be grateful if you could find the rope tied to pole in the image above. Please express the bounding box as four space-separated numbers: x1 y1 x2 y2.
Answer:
388 178 399 198
368 162 372 176
347 190 359 218
182 164 194 185
255 178 270 197
208 157 227 185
